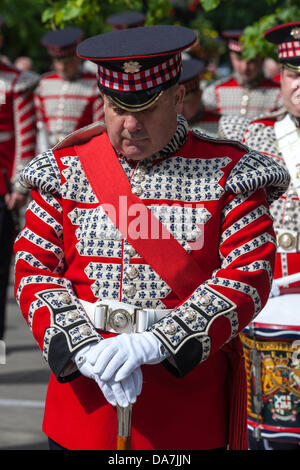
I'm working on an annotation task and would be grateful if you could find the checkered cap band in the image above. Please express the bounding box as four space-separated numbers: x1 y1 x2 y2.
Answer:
97 53 182 92
278 41 300 59
228 40 243 53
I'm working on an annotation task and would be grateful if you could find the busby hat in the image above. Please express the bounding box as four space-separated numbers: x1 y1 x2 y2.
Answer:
179 56 204 95
222 30 243 54
77 25 197 112
264 22 300 72
106 11 146 30
42 27 83 58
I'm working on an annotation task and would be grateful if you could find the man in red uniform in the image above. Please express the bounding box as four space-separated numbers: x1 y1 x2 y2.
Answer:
179 55 219 137
0 16 39 340
14 25 289 451
202 30 282 118
35 27 104 151
219 22 300 450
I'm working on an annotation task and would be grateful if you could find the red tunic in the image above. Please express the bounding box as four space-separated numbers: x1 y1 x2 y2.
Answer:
14 117 289 449
219 111 300 285
34 70 104 148
202 73 282 118
0 61 38 195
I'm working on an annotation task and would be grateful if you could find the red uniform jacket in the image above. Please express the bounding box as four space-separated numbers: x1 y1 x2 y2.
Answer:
202 73 282 118
0 61 38 195
14 116 289 450
34 70 104 148
219 111 300 284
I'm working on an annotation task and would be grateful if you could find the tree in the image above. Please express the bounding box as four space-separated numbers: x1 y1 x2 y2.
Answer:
0 0 298 72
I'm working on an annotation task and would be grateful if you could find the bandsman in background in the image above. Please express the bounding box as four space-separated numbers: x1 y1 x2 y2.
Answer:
202 30 282 118
35 27 104 152
219 21 300 451
0 15 39 340
179 55 219 137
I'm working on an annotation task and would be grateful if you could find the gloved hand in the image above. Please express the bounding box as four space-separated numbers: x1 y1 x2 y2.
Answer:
269 279 280 298
73 343 142 407
86 332 169 382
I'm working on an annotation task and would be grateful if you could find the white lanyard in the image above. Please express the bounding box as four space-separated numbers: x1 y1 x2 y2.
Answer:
274 113 300 199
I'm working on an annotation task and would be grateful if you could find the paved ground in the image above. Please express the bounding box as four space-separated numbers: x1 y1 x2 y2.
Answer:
0 272 50 450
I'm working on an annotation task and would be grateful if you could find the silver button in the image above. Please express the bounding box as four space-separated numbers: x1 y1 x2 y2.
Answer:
126 266 139 280
79 325 92 337
284 214 292 224
185 310 196 322
286 200 295 210
59 292 71 304
136 166 147 176
68 311 80 321
124 285 137 298
199 295 212 306
165 324 177 335
126 246 137 257
134 173 145 183
132 185 143 196
187 229 200 242
278 232 296 250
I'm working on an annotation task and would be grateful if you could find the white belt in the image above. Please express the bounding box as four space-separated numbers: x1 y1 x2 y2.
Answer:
79 299 171 334
0 131 14 142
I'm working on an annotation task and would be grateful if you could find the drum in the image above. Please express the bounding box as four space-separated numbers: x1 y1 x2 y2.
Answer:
240 293 300 445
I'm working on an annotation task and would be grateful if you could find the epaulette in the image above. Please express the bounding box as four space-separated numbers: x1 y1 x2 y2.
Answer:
53 121 106 151
15 69 40 93
192 127 248 151
203 73 235 88
250 106 287 125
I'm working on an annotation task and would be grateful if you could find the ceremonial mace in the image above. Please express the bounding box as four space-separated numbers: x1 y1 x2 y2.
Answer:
117 404 132 450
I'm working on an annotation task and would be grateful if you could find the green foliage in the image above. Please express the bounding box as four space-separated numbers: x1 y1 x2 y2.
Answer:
200 0 220 11
1 0 299 73
241 2 300 60
189 12 225 59
0 0 48 72
145 0 172 25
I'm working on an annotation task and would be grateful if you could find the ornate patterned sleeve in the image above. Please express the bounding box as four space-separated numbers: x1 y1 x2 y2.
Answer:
218 115 251 142
11 71 39 193
150 151 289 377
14 152 101 382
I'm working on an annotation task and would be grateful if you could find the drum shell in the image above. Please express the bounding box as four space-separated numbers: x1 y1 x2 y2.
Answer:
241 297 300 443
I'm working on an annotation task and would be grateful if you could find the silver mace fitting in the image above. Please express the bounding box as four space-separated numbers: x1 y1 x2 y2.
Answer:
117 404 133 437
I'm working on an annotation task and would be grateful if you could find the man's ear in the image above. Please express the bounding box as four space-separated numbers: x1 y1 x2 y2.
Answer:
174 84 185 114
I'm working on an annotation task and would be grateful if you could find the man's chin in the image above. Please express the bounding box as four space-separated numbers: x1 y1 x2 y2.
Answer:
122 142 151 161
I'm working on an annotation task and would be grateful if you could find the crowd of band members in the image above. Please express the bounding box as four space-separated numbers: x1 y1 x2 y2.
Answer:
0 11 299 451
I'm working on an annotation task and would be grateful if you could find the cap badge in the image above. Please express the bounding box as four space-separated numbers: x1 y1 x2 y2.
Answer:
291 27 300 40
123 61 142 73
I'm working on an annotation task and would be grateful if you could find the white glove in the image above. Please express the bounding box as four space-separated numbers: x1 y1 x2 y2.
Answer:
86 332 169 382
73 343 142 407
269 279 280 298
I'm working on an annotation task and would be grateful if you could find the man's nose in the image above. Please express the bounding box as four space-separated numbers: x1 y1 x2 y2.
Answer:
123 113 142 132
